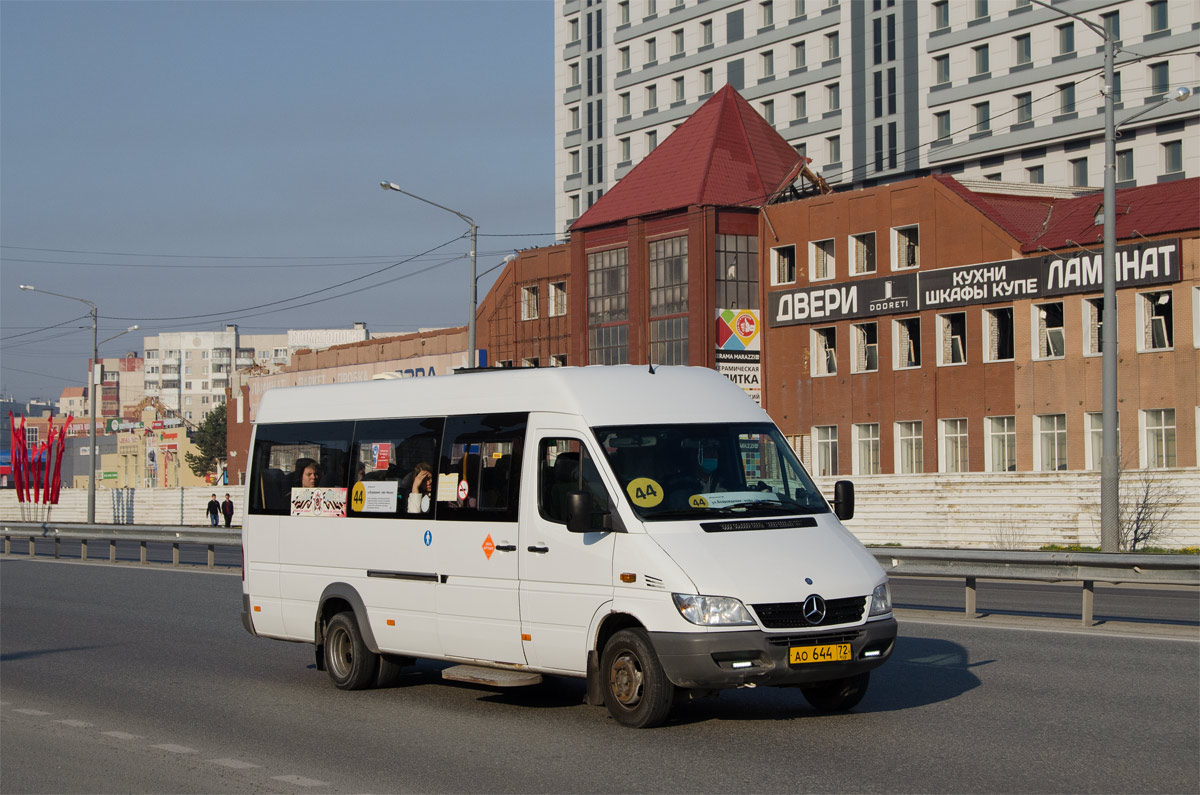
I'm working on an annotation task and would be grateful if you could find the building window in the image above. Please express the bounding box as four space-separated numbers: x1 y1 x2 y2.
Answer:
569 150 581 174
1163 140 1183 175
814 425 838 476
1116 149 1133 181
825 32 838 60
894 317 921 369
1057 22 1074 55
645 37 657 65
1014 33 1031 65
701 19 713 45
973 0 988 19
715 234 758 309
761 0 774 27
1086 412 1119 471
647 130 658 151
1036 414 1068 471
650 316 689 365
648 235 688 318
589 324 629 365
793 41 806 69
568 62 581 88
934 54 949 85
672 76 685 103
985 307 1014 362
939 312 967 365
973 44 989 76
569 194 580 219
935 111 951 141
619 137 631 162
761 99 775 125
1102 10 1120 40
646 84 658 110
1035 302 1065 358
810 238 835 280
793 91 807 119
850 232 876 275
826 135 841 163
521 286 539 320
673 28 685 55
1147 0 1167 33
548 281 567 317
1027 164 1044 184
826 82 840 112
896 421 923 474
932 0 948 30
854 423 880 475
940 418 969 473
771 245 796 285
1142 408 1176 468
619 47 630 71
587 247 628 326
812 327 837 376
1071 157 1088 186
761 50 774 79
852 322 878 373
988 416 1017 472
569 106 581 131
701 68 713 94
974 102 990 133
1059 83 1075 114
1014 92 1032 125
1140 291 1173 350
619 92 631 117
618 1 630 25
1085 297 1104 355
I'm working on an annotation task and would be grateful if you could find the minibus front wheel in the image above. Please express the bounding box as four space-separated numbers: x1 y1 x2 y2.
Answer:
324 612 378 691
601 629 675 728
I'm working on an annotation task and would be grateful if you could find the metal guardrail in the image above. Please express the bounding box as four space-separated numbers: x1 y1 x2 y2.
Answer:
3 522 1196 626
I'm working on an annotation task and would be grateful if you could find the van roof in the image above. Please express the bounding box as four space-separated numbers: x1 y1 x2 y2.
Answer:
254 365 769 426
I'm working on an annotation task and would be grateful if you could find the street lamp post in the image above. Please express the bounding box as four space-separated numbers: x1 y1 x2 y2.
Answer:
379 181 479 368
1027 0 1191 551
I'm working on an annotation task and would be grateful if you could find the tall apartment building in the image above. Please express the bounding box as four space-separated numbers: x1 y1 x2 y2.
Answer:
554 0 1198 233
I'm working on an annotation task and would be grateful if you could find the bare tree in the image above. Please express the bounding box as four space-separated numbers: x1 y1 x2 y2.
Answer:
1118 466 1183 551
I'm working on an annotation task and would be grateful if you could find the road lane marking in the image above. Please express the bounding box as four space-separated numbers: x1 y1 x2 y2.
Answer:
102 731 141 740
56 719 93 728
210 758 260 770
13 709 50 716
899 617 1200 642
272 775 329 787
152 744 198 754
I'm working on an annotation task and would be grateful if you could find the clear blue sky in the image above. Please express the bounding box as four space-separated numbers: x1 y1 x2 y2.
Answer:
1 0 554 403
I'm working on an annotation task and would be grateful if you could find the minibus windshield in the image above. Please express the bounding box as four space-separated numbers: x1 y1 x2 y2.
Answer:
593 423 830 521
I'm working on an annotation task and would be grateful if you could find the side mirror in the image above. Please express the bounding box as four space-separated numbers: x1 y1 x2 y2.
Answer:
833 480 855 521
566 490 625 533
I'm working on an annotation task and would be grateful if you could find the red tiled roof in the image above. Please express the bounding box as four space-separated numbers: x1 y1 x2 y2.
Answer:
570 85 802 230
936 174 1200 252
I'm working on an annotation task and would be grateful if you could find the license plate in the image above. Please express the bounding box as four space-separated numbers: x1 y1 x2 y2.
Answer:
789 643 851 665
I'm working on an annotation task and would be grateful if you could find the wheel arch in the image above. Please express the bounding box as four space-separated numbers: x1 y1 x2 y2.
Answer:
314 582 380 653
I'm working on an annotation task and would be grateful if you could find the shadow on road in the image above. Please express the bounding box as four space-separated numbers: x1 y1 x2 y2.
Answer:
1 645 112 663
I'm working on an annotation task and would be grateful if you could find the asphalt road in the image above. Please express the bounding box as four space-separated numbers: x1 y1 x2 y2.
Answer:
1 558 1197 794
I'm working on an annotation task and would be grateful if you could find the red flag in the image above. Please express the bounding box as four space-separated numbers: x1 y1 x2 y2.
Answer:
15 414 29 504
43 424 56 505
8 412 23 504
52 416 72 504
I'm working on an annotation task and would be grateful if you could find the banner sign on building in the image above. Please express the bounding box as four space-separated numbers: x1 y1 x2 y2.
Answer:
768 239 1181 327
716 309 762 404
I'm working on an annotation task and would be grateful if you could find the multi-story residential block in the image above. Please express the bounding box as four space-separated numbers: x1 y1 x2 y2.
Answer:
87 353 145 421
554 0 1198 233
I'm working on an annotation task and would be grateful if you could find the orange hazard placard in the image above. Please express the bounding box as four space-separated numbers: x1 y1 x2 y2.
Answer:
482 534 495 560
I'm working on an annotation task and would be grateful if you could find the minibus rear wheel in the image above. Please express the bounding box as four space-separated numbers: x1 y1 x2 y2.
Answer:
324 612 378 690
800 672 869 712
601 629 675 728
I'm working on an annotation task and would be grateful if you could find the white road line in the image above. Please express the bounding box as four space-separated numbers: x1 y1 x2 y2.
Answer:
209 758 260 770
899 617 1200 642
56 719 93 728
272 775 329 787
152 744 199 754
13 709 50 716
102 731 141 740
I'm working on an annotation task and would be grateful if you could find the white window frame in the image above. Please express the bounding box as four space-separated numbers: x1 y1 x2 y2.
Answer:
937 312 967 366
1033 301 1065 360
548 281 567 317
1033 414 1067 471
851 322 878 374
849 232 876 276
986 415 1017 473
770 244 797 285
894 420 923 474
939 418 969 473
1085 411 1119 471
1140 408 1176 469
521 285 539 321
1137 290 1173 351
810 238 835 281
891 225 919 271
984 306 1014 363
853 422 881 475
893 316 921 370
813 425 838 476
1083 296 1104 357
811 327 837 376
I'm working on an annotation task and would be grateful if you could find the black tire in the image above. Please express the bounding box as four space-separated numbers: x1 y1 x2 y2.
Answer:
376 653 412 688
323 612 378 690
600 628 675 728
801 672 869 712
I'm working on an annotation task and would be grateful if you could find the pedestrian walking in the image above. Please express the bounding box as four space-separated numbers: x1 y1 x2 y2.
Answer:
221 493 235 528
206 494 221 527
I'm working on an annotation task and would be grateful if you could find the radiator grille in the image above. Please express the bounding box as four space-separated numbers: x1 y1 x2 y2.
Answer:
765 630 864 647
752 596 866 629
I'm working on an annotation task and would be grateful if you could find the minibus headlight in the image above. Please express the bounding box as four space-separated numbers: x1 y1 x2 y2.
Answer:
869 582 892 616
672 594 757 626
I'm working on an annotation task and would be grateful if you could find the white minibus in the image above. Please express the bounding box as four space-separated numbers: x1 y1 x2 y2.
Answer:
241 365 895 727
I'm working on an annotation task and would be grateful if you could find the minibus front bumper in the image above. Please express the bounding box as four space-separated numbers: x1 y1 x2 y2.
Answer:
649 616 897 689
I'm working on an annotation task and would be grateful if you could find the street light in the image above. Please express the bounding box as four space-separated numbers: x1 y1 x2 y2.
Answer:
379 181 479 368
19 284 99 524
1028 0 1192 551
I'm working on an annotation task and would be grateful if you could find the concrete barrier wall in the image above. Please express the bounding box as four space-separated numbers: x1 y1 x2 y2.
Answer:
2 470 1197 548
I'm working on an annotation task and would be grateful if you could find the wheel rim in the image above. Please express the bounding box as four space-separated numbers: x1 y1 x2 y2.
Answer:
328 625 353 680
609 650 644 708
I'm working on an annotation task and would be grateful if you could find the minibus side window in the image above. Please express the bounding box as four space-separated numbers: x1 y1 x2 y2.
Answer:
538 438 610 529
348 417 444 519
436 413 526 523
248 421 353 516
